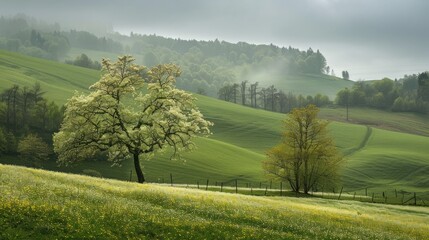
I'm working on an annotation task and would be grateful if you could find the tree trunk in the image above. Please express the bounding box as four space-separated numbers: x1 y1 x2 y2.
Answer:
133 153 145 183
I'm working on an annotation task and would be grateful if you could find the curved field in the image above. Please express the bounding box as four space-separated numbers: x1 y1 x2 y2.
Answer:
343 128 429 197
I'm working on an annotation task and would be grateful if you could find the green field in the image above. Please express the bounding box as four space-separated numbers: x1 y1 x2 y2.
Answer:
320 107 429 137
1 50 428 198
1 164 428 240
264 72 353 99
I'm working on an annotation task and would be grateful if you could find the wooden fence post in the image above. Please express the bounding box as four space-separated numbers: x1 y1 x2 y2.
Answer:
235 179 238 194
265 186 268 196
170 173 173 186
365 188 368 196
259 182 262 189
280 182 283 196
129 170 132 182
270 180 272 189
353 192 356 200
197 181 199 189
221 182 223 192
206 179 209 191
371 192 374 203
414 192 417 206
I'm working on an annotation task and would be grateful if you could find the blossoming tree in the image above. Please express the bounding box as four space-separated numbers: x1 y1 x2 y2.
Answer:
53 56 212 183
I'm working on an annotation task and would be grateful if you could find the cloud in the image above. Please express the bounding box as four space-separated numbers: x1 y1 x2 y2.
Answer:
0 0 428 79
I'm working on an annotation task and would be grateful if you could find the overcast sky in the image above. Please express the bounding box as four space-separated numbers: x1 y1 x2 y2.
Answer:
1 0 429 80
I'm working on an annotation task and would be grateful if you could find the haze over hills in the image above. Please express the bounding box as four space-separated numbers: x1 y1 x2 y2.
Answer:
1 50 428 199
0 14 353 100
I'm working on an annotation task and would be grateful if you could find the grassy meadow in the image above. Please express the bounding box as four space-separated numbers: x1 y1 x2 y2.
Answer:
1 164 428 240
320 107 429 137
265 72 353 99
0 50 428 199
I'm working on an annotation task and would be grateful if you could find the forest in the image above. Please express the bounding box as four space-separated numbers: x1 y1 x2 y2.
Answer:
336 73 429 113
1 14 427 115
0 83 62 164
0 15 328 97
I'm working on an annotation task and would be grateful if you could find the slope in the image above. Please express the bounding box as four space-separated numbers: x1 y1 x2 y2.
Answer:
1 164 428 240
0 50 428 196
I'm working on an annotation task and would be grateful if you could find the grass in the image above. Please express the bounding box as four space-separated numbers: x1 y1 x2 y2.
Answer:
0 50 98 105
342 128 429 198
1 164 428 240
1 50 428 198
320 107 429 137
265 73 354 99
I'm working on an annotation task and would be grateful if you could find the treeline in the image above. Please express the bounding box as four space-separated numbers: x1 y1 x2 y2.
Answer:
0 15 123 61
116 33 328 96
125 33 327 74
217 81 331 113
65 53 101 70
336 72 429 113
63 30 123 53
0 83 63 162
0 16 69 59
1 15 331 97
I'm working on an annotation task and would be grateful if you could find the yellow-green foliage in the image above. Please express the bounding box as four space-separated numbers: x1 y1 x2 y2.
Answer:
1 164 428 240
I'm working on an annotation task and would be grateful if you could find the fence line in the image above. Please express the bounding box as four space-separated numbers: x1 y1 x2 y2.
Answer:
126 171 428 206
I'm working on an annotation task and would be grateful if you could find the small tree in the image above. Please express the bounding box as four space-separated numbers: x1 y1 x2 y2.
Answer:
18 134 51 165
53 56 212 183
262 105 343 194
0 127 6 155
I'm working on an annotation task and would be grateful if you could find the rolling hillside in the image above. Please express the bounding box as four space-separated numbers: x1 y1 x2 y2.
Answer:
65 47 353 98
1 164 428 240
1 50 428 197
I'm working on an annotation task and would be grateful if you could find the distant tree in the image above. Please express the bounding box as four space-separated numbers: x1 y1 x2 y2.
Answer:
259 88 268 110
417 72 429 102
18 134 51 165
250 82 258 108
342 71 350 80
218 84 232 101
66 53 101 70
1 85 21 131
240 80 248 105
53 56 212 183
4 131 17 154
267 85 277 111
325 66 330 75
262 105 343 194
0 127 6 155
232 83 240 104
277 91 287 113
196 87 206 95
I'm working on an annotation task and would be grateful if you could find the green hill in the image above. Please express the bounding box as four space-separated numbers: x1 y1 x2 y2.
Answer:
1 164 428 240
1 50 428 198
66 47 353 99
262 72 353 99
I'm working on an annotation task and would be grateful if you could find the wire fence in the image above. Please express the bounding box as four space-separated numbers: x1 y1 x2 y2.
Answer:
133 171 429 207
